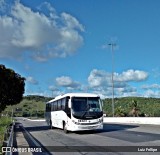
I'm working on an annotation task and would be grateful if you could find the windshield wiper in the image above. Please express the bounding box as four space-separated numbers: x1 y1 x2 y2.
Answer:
81 105 90 118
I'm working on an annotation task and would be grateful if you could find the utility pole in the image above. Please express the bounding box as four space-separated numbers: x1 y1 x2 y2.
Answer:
108 43 116 117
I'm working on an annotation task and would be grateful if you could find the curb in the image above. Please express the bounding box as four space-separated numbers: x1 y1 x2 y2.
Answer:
103 117 160 125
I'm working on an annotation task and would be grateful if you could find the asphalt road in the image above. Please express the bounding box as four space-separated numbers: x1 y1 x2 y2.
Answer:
13 117 160 155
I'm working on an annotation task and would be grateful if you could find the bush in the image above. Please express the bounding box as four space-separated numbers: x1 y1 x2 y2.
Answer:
0 117 12 152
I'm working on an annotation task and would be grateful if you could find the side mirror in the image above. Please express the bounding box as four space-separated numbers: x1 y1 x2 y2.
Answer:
100 99 103 107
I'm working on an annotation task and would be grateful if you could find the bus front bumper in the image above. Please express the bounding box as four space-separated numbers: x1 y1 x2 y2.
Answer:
67 123 103 131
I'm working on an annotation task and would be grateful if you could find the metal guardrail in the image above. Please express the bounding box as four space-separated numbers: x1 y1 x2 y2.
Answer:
2 122 15 155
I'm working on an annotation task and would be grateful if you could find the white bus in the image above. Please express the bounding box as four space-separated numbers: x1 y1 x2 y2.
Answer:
45 93 103 133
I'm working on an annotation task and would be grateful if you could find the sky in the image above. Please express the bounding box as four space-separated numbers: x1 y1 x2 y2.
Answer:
0 0 160 98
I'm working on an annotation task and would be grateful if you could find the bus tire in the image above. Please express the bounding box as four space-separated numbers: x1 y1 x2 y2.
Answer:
63 122 68 134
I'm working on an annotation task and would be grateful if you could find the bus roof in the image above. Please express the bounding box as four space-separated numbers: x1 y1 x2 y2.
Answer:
47 93 100 103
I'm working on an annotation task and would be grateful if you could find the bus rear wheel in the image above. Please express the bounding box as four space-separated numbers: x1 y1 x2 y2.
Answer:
63 122 68 134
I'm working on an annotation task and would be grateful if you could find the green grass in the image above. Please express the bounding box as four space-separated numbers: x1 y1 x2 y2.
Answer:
0 116 12 153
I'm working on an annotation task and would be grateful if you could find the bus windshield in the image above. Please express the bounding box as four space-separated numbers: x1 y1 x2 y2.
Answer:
72 97 101 112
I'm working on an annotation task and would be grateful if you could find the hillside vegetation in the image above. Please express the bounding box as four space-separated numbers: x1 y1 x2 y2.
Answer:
2 95 160 117
3 95 52 118
103 97 160 117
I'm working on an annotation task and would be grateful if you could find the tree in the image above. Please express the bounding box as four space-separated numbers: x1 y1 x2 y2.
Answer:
129 100 139 117
0 65 25 114
115 106 127 117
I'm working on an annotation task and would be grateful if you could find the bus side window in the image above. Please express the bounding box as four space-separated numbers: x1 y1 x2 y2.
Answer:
53 102 55 111
58 100 62 110
61 98 65 110
53 101 55 111
54 101 57 111
51 102 54 111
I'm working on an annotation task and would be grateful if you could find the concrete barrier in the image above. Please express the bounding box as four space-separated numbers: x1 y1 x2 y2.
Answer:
25 118 45 121
103 117 160 125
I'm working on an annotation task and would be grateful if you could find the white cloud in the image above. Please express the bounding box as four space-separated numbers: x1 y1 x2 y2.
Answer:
88 69 148 98
152 67 160 78
49 86 59 91
26 76 38 85
143 90 160 98
88 69 147 88
25 90 50 97
37 2 56 13
88 69 111 87
88 69 148 88
141 84 160 90
48 86 62 97
114 69 148 82
61 13 84 31
25 69 152 98
0 1 84 61
56 76 81 90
